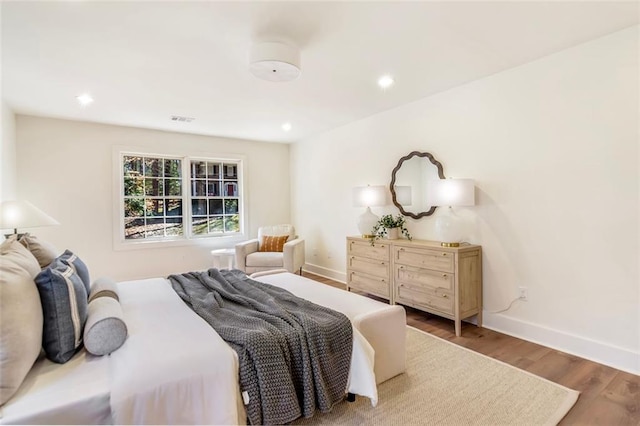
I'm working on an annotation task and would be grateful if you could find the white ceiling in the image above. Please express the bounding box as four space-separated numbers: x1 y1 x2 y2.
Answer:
2 1 638 144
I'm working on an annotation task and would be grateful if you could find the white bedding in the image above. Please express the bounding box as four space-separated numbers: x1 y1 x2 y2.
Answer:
0 350 111 424
110 277 243 425
1 274 377 424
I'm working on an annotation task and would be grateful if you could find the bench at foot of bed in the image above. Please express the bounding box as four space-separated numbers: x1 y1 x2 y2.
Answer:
252 271 407 384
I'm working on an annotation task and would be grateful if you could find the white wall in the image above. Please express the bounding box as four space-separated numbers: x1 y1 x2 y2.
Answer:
1 101 16 200
291 27 639 373
16 116 290 280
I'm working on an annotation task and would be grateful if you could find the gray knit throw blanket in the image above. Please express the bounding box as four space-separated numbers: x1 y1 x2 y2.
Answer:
169 269 353 425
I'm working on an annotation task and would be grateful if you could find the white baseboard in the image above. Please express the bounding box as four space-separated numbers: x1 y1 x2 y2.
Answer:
301 264 639 375
483 312 640 375
303 263 346 283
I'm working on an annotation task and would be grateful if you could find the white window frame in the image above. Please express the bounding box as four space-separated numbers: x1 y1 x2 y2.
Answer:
113 146 248 251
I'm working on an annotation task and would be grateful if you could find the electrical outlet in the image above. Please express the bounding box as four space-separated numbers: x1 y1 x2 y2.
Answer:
519 287 528 301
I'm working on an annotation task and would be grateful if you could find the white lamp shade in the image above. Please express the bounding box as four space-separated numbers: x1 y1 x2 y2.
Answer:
0 200 59 232
426 179 475 207
352 185 387 208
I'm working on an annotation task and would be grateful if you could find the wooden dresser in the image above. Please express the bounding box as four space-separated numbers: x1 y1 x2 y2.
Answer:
346 236 482 336
346 238 392 302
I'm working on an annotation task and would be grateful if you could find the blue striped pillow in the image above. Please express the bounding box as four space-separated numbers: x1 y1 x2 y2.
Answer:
34 259 88 363
59 250 90 296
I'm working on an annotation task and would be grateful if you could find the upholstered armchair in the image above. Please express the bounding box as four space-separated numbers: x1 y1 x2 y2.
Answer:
235 224 305 275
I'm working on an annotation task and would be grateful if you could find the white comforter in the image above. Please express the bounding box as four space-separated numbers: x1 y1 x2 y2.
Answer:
110 277 377 425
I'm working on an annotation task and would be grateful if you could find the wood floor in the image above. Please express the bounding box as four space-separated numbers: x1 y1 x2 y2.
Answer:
302 271 640 426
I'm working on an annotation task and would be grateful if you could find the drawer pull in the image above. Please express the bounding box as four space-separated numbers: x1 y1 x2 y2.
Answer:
399 247 405 251
442 274 448 279
399 265 404 269
442 294 449 299
442 253 447 256
381 262 385 265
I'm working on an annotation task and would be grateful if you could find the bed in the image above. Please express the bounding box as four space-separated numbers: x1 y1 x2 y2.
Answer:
0 270 406 425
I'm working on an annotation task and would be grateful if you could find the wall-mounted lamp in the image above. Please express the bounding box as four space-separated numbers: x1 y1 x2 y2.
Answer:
0 200 60 238
426 179 475 247
352 185 387 238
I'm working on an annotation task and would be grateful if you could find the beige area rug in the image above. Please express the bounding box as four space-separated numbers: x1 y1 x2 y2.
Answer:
296 326 579 426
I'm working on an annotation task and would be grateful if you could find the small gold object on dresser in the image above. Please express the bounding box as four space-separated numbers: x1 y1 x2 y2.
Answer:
346 237 482 336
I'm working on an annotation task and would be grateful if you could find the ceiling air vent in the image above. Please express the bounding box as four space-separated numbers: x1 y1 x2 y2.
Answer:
170 115 195 123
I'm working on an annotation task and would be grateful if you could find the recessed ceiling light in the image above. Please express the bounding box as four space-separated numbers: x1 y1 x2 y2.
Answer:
76 93 94 106
282 122 292 132
377 75 394 89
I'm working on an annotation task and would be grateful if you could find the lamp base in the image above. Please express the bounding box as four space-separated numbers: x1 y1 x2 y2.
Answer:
440 242 460 247
434 207 465 248
357 207 379 239
361 234 375 239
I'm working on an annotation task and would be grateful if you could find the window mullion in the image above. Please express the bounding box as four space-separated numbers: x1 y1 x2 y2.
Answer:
182 157 192 238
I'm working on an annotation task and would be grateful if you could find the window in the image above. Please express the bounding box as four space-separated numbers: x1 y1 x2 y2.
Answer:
120 152 243 243
189 160 240 235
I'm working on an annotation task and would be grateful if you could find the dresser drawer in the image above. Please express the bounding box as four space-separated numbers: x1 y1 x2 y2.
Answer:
396 265 454 292
348 239 390 261
396 282 453 315
348 255 389 279
394 246 454 273
347 270 389 299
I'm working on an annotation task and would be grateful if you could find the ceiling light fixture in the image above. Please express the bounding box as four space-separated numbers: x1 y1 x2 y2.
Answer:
249 42 301 82
377 75 394 90
76 93 94 106
282 122 292 132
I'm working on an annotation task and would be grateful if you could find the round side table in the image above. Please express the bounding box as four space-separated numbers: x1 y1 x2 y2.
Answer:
211 248 235 270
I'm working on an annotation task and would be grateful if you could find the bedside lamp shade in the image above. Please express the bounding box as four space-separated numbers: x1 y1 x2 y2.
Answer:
426 179 475 247
0 200 60 236
353 185 387 238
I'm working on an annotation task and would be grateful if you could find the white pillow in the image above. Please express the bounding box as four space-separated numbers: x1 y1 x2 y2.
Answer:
0 239 43 405
18 233 59 268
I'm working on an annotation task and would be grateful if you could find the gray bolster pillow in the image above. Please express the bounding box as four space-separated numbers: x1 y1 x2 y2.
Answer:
89 277 119 302
84 297 128 356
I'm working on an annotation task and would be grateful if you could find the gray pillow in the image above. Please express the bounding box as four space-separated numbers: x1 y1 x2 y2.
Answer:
84 297 128 356
58 250 90 296
18 233 59 268
0 240 44 406
88 277 119 302
34 259 88 363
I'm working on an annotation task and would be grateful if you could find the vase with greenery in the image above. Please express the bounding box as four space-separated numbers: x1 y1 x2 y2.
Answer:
371 214 412 244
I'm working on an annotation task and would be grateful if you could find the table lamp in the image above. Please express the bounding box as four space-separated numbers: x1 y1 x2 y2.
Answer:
426 179 475 247
352 185 387 238
0 200 60 238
